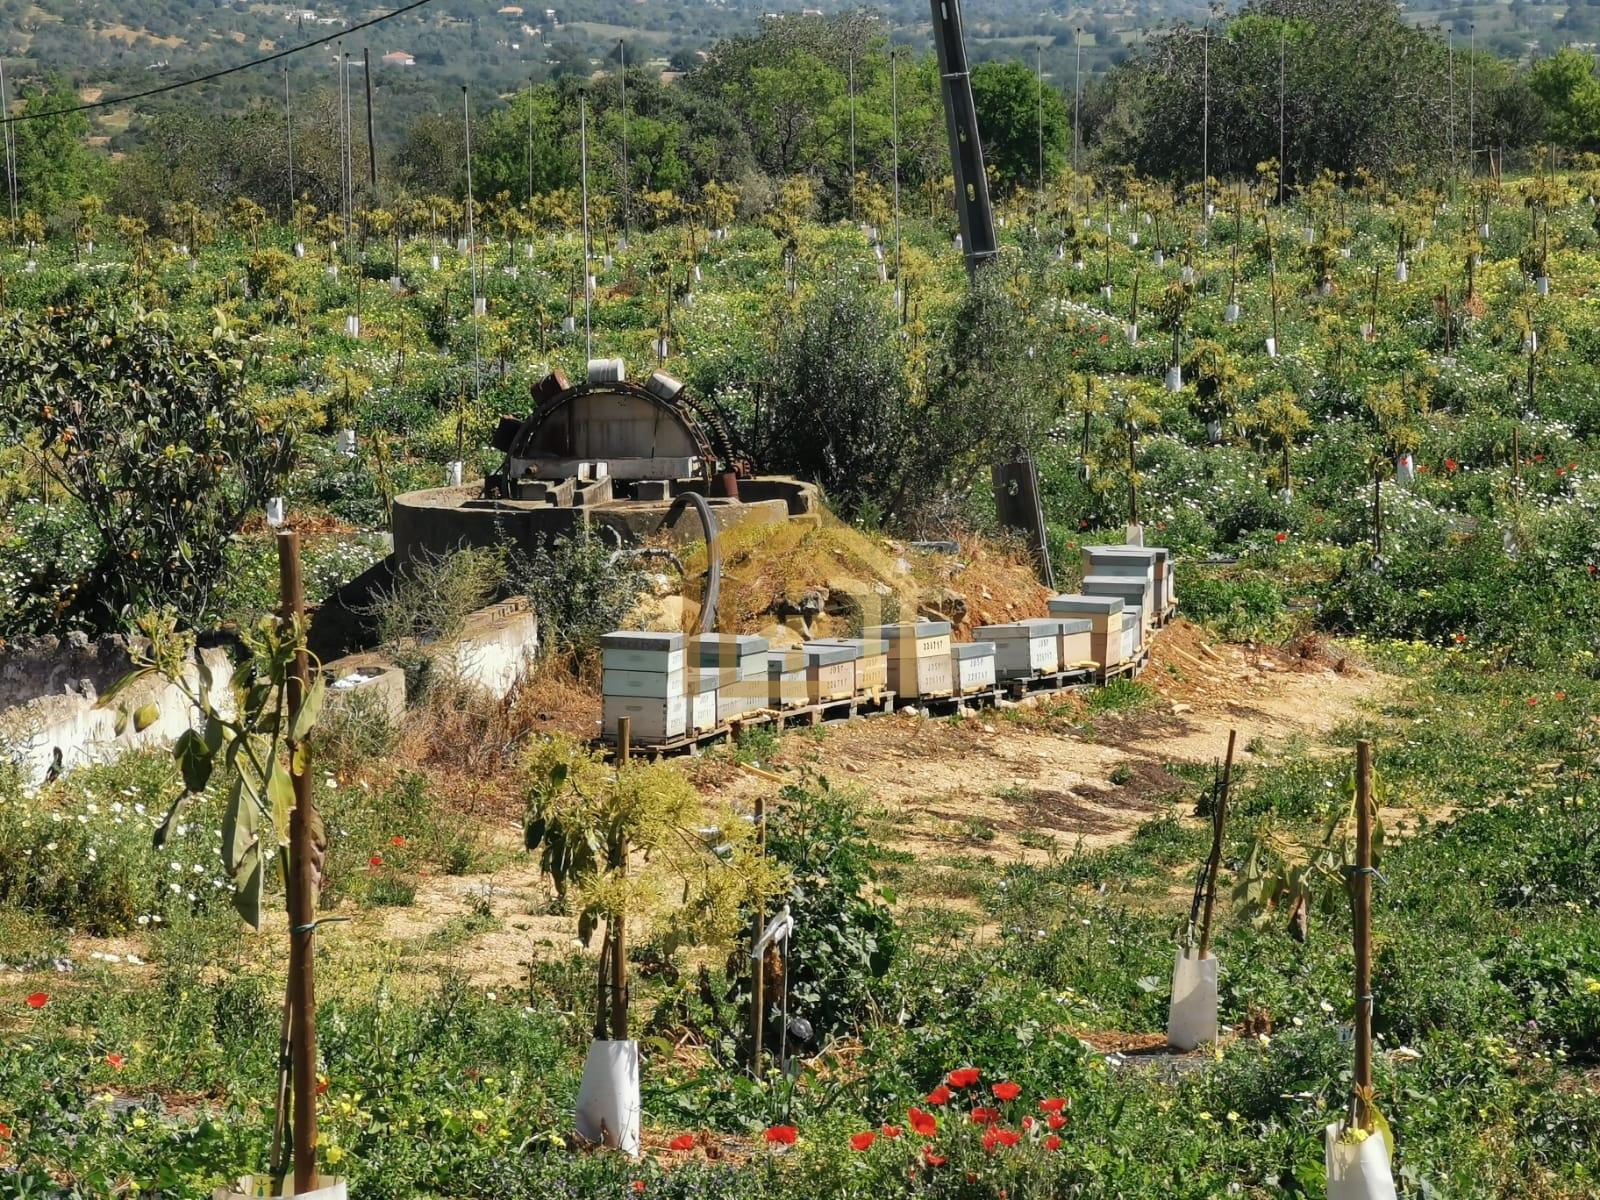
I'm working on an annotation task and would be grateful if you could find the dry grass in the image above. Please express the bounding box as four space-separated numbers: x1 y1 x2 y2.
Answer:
681 516 1048 639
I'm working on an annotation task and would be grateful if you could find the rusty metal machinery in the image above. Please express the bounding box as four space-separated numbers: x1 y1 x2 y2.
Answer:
486 362 746 501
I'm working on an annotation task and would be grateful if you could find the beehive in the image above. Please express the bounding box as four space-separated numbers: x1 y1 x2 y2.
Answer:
1080 574 1155 632
1045 595 1126 669
601 631 687 743
865 621 953 699
765 649 810 709
975 620 1061 679
807 637 887 695
798 641 859 703
689 674 719 733
951 641 998 693
1057 618 1095 669
1082 545 1174 615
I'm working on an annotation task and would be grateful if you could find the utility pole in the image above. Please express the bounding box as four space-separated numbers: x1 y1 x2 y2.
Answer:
1035 43 1044 210
1468 23 1476 178
929 0 1051 586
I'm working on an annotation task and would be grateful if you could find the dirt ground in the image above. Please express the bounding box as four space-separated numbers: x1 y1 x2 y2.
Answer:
64 621 1392 992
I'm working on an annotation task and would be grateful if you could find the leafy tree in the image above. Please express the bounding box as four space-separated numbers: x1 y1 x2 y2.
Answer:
761 282 911 524
11 77 99 217
0 302 311 633
1528 47 1600 150
970 59 1070 194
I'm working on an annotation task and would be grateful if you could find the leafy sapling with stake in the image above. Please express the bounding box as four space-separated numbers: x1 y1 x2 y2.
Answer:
523 734 785 1155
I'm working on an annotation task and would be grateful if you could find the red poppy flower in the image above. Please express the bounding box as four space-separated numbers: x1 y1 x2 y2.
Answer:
24 993 47 1009
1038 1097 1067 1114
764 1125 797 1145
947 1067 981 1088
668 1134 695 1152
969 1106 1000 1126
850 1131 876 1151
995 1128 1021 1148
1558 468 1566 478
925 1084 952 1106
992 1081 1021 1101
1535 453 1546 462
1048 1113 1067 1130
1590 564 1598 575
908 1108 937 1137
391 835 407 846
1570 463 1578 471
368 855 383 868
1021 1116 1034 1130
632 1182 645 1194
982 1127 1001 1153
1527 696 1538 706
880 1124 902 1139
1274 531 1288 543
1453 633 1465 644
1045 1134 1062 1151
316 1077 329 1095
922 1148 946 1167
1555 691 1566 701
1445 458 1457 472
106 1053 125 1071
0 1122 11 1139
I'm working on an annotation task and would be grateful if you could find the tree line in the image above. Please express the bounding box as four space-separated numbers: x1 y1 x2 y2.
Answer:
5 2 1600 244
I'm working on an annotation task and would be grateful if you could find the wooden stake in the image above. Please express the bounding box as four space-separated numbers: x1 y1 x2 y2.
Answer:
747 793 767 1075
1352 739 1375 1132
276 531 321 1196
1197 729 1236 958
610 718 631 1042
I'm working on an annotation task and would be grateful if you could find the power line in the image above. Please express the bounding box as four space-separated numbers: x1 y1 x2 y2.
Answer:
1 0 438 126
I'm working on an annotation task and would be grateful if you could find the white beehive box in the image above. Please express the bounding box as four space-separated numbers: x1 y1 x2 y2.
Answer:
689 675 719 733
603 694 687 744
867 621 954 699
765 649 809 709
951 641 997 693
1046 595 1127 669
690 633 769 687
807 637 887 695
600 631 685 673
1081 574 1154 631
798 641 859 703
975 621 1060 679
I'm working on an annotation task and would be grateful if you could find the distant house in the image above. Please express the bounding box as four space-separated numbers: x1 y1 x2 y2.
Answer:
381 50 416 66
498 5 524 14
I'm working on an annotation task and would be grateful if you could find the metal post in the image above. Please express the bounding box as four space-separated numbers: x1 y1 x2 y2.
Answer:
929 0 999 276
276 532 321 1196
526 75 535 207
1197 729 1236 958
1201 23 1210 224
363 47 378 191
618 40 630 244
1352 739 1375 1132
849 51 857 218
1468 24 1476 178
0 58 17 238
1072 28 1083 209
284 66 295 227
891 47 902 318
580 92 593 361
463 87 482 412
1278 26 1286 205
1035 43 1045 212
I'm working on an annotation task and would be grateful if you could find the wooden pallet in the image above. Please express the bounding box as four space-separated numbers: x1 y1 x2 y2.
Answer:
600 692 898 757
1097 650 1150 685
1001 668 1095 700
924 687 1003 715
